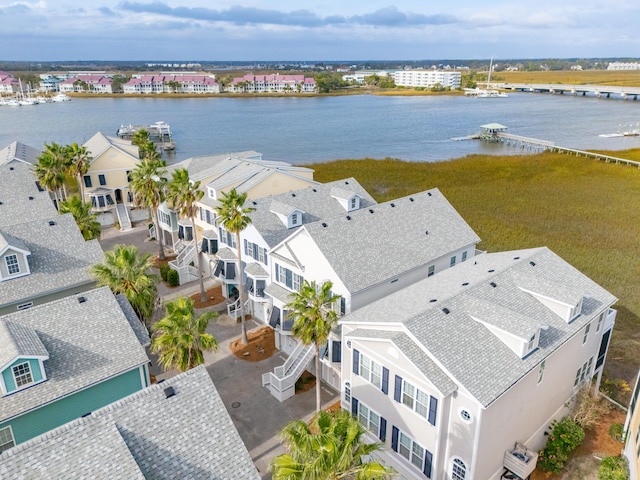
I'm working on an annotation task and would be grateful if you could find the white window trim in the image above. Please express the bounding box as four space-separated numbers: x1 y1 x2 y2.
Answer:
451 457 467 480
582 323 591 344
0 426 15 453
356 401 381 436
12 361 34 389
399 378 430 420
5 254 20 276
459 408 473 423
359 352 383 390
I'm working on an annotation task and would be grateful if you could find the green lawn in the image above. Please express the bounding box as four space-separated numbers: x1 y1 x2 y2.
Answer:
308 151 640 398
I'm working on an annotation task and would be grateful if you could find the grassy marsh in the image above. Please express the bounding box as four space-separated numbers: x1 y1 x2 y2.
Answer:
309 152 640 395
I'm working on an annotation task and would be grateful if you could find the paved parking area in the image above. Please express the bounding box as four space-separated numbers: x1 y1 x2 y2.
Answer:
100 225 339 479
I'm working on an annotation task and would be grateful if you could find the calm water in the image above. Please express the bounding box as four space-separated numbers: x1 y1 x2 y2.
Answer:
2 93 640 164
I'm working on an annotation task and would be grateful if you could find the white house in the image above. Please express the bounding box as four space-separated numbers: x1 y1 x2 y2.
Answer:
262 188 481 400
123 73 220 94
393 70 461 89
623 369 640 480
342 71 391 84
340 247 617 480
59 75 113 93
227 74 316 93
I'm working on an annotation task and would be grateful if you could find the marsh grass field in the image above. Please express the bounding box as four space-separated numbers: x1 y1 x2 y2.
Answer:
498 70 640 86
309 151 640 397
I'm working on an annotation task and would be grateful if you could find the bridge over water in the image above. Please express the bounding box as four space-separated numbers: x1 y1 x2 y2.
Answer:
496 83 640 100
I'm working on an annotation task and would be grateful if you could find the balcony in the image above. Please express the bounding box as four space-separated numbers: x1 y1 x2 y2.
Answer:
502 442 537 479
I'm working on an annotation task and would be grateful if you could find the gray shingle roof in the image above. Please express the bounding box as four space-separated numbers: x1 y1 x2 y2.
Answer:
0 214 104 308
0 141 40 166
169 151 264 182
243 178 376 248
83 132 139 162
0 161 48 208
0 367 259 480
0 321 48 370
264 282 293 304
0 287 150 422
0 191 57 228
114 294 150 347
245 262 268 277
302 188 480 293
341 247 617 407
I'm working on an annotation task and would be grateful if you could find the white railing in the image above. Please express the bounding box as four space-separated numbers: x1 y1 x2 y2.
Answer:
605 308 617 331
168 261 200 285
275 341 307 377
115 204 132 230
228 297 251 320
263 344 314 402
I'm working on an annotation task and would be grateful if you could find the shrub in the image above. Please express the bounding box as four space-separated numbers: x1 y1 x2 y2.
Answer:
609 423 624 442
538 417 585 473
571 386 612 429
166 269 179 287
159 264 170 282
598 456 628 480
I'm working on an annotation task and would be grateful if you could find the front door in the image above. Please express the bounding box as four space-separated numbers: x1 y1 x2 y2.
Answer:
114 189 123 203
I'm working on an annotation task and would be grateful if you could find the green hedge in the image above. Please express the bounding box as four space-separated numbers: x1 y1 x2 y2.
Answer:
166 269 179 287
538 417 585 473
159 264 170 282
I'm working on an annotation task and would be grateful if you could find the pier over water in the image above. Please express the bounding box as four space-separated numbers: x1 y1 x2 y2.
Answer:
498 83 640 100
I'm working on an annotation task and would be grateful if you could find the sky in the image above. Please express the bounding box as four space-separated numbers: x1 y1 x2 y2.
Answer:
2 0 640 61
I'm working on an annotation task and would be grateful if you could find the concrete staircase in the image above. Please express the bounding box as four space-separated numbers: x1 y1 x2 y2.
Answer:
262 342 315 402
115 203 132 231
168 240 200 285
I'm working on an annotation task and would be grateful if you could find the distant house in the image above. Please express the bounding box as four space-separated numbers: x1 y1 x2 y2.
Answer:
59 75 113 93
623 368 640 479
0 366 258 478
227 74 316 93
156 151 317 285
0 287 151 451
340 247 616 480
123 73 220 94
0 71 18 94
83 132 141 227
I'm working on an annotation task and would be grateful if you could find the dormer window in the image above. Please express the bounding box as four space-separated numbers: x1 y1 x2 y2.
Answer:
291 213 299 226
349 196 360 211
5 254 19 275
13 362 33 388
208 188 216 200
527 334 536 351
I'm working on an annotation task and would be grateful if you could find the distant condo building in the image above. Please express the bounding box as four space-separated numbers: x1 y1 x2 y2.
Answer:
59 75 113 94
123 72 220 94
228 74 316 93
342 70 391 84
393 70 461 89
607 62 640 70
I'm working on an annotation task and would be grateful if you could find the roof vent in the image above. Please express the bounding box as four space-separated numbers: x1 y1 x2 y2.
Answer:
409 197 414 202
321 222 328 227
346 215 351 220
490 282 497 288
0 201 3 205
390 203 395 207
462 282 469 286
442 308 450 315
48 220 56 226
529 261 536 267
81 412 92 418
369 209 374 213
488 269 495 273
312 188 317 192
78 296 87 303
427 192 432 197
28 196 34 200
344 181 349 185
430 299 437 303
425 230 429 235
514 256 520 260
9 167 14 171
164 386 176 399
252 201 257 205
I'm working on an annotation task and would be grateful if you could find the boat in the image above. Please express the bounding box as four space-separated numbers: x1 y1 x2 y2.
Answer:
465 58 509 98
4 99 20 107
52 93 70 102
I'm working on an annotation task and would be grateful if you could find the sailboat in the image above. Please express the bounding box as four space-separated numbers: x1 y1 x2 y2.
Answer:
17 79 37 106
464 58 509 98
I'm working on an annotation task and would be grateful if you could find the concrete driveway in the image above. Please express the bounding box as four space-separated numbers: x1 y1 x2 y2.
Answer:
101 225 339 479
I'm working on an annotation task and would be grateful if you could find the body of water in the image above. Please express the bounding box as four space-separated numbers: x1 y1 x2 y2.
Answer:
2 93 640 164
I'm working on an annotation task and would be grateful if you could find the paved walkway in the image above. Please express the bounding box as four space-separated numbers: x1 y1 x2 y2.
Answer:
99 225 339 479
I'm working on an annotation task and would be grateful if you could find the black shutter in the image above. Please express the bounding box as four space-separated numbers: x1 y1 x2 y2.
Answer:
351 397 359 416
340 297 346 315
213 261 223 277
244 239 248 255
353 349 360 375
263 252 268 265
391 426 399 452
256 280 266 298
424 449 433 478
394 375 403 403
382 367 389 394
428 397 438 426
268 306 280 328
332 341 341 363
282 311 293 331
227 262 236 280
379 417 387 442
211 239 218 254
201 239 209 253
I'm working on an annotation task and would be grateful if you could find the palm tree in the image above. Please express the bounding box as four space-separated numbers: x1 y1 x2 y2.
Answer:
216 188 255 344
66 143 92 203
59 195 101 240
129 158 168 260
270 409 395 480
90 244 158 324
286 280 340 412
166 168 206 302
150 296 218 372
130 129 157 160
34 142 68 207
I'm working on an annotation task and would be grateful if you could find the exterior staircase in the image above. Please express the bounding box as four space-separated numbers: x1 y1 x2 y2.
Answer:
262 342 315 402
115 203 132 231
168 239 200 285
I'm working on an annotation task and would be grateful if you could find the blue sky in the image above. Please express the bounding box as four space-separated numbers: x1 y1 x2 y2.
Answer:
2 0 640 61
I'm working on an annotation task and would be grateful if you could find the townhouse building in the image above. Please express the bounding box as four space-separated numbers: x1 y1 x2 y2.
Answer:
59 75 113 93
0 71 18 94
340 247 616 480
0 366 258 478
228 74 316 93
393 70 461 89
0 287 151 451
123 73 220 94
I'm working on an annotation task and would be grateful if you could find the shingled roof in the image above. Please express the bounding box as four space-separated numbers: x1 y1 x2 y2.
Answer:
0 367 259 479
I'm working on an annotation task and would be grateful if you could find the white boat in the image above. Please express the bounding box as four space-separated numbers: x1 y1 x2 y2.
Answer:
465 58 509 98
4 99 20 107
52 93 70 102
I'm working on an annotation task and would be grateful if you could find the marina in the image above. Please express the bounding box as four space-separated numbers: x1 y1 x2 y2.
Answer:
116 121 175 151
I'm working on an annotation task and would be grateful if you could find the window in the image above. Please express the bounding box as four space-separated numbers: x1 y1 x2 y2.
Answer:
460 409 472 422
98 174 107 186
350 197 357 209
275 264 304 292
391 427 433 477
126 170 132 182
344 382 351 403
83 175 92 188
394 376 437 425
461 251 468 262
13 362 33 388
528 334 536 351
353 350 389 394
5 254 20 275
452 458 467 480
450 256 456 267
596 312 604 332
0 426 14 453
291 213 299 226
357 403 380 437
538 360 546 384
159 210 171 226
428 265 435 277
583 323 591 344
